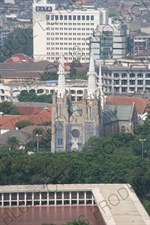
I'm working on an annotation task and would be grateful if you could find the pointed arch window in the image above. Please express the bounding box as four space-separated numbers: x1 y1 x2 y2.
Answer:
89 107 92 120
121 126 125 133
59 104 62 117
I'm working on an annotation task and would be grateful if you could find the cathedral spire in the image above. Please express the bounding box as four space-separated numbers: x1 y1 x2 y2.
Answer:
57 54 66 98
87 50 97 99
89 50 95 74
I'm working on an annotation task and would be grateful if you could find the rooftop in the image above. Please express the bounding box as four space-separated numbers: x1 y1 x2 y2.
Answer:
0 183 149 225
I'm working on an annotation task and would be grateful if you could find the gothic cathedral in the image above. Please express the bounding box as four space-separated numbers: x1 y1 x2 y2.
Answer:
51 51 138 152
51 53 102 152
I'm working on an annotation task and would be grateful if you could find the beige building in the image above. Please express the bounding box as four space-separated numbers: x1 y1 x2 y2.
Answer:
51 53 138 152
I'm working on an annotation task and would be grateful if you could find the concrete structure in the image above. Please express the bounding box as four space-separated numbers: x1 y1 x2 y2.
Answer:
90 19 130 60
32 0 108 62
0 184 149 225
0 80 88 102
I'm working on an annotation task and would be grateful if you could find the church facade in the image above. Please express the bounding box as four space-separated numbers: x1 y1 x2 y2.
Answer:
51 54 138 152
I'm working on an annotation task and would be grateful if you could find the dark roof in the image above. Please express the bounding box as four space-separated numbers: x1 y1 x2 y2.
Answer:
0 60 58 73
103 110 118 125
104 104 133 121
0 129 31 144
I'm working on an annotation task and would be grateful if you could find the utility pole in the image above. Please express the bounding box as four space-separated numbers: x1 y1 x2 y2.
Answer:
139 139 146 159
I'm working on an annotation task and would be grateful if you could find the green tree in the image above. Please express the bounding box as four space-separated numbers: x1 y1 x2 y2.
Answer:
41 121 52 126
0 101 20 115
15 120 34 129
7 137 20 150
69 65 77 78
142 200 150 215
17 92 52 103
0 27 33 62
137 112 150 136
33 127 45 136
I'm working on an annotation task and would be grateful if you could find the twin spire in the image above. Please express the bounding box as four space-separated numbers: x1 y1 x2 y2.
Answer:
57 52 101 100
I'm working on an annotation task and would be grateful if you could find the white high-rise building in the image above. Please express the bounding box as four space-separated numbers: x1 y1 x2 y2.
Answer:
32 0 108 63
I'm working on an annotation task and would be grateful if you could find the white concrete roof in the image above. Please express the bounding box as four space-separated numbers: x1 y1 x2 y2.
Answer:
0 183 149 225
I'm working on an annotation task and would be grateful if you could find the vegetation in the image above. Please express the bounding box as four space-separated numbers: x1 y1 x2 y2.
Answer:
25 128 51 152
0 113 150 215
0 101 20 115
41 120 52 126
15 120 34 129
7 137 19 150
0 27 33 62
108 9 120 17
18 92 52 103
69 61 87 80
42 222 89 225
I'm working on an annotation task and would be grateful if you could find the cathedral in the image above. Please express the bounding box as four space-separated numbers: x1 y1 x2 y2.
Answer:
51 53 138 152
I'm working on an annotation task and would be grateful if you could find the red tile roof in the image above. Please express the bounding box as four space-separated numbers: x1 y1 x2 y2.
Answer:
0 106 52 129
106 96 150 114
18 106 44 115
4 53 33 64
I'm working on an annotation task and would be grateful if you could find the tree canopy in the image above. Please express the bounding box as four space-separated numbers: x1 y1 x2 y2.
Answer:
15 120 34 129
0 27 33 62
42 222 89 225
0 111 149 215
17 92 52 103
0 101 20 115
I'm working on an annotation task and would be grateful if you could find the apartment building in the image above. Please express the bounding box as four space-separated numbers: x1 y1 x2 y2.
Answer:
90 19 130 60
33 0 108 63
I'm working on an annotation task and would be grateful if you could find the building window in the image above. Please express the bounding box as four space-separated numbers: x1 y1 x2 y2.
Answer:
129 80 135 85
137 73 143 78
82 15 85 20
114 73 119 77
121 126 125 133
91 16 94 20
71 96 75 101
86 16 89 20
146 73 150 78
122 80 127 85
69 15 72 20
73 15 76 20
64 15 67 20
130 73 135 78
146 80 150 85
57 138 62 145
77 15 80 20
137 80 143 85
121 73 127 77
